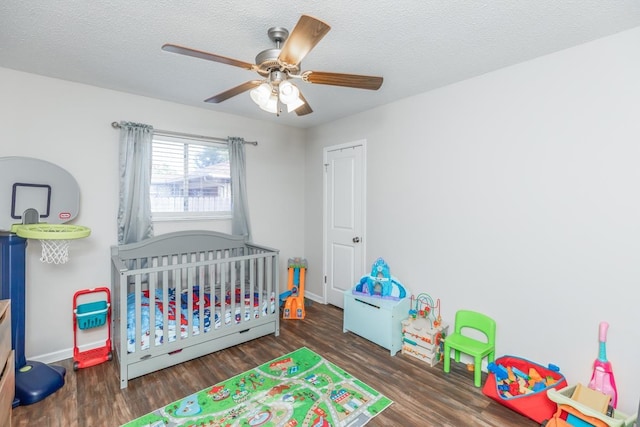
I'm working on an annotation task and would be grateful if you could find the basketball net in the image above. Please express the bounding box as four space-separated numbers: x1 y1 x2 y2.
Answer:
39 239 71 264
12 223 91 265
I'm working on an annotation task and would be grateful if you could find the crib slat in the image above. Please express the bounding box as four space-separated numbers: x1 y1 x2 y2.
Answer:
186 254 195 340
134 272 142 354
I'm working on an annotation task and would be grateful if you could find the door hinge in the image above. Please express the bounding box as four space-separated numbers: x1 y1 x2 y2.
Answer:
324 275 327 283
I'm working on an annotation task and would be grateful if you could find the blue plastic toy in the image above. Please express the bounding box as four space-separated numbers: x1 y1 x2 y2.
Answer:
511 366 530 380
353 257 407 300
487 362 509 382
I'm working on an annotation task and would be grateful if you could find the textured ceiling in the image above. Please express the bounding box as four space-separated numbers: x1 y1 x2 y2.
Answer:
1 1 639 129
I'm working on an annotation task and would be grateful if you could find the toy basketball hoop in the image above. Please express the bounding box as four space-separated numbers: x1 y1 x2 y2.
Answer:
0 156 91 406
13 224 91 265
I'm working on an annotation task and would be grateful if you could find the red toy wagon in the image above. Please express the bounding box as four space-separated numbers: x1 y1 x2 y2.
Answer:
72 287 112 370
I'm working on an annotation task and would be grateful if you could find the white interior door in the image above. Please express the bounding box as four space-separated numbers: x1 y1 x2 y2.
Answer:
324 142 365 308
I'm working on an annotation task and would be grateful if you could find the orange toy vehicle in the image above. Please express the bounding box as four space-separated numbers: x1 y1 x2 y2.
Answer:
282 258 307 320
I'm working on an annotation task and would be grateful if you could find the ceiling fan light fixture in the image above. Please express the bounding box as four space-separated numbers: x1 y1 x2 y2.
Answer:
286 95 305 113
278 80 300 104
259 93 279 114
250 83 272 106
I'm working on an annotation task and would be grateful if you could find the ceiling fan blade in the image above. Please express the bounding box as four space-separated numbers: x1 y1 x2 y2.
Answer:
294 92 313 116
204 80 262 103
162 43 255 70
278 15 331 67
303 71 383 90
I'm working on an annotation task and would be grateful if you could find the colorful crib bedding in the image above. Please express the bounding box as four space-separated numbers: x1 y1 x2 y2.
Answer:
127 286 275 353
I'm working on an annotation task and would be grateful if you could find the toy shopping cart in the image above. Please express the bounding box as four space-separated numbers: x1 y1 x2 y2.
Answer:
72 287 112 370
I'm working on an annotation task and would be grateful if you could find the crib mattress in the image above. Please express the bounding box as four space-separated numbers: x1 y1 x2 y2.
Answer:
127 287 275 353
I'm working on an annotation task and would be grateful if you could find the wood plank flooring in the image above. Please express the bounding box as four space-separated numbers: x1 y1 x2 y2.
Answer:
11 303 537 426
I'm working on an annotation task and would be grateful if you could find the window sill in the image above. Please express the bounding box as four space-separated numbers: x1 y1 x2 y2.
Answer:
152 213 232 222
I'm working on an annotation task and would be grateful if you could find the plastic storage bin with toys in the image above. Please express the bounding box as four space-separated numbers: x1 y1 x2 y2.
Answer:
481 355 568 424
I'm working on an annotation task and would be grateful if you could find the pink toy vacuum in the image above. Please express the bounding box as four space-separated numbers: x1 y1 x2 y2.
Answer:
588 321 618 408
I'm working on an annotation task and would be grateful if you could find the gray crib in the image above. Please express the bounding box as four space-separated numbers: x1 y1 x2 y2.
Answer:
110 230 279 388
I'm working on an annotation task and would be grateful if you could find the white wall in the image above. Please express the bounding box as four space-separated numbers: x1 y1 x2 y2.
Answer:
2 25 639 415
0 68 306 362
305 27 640 413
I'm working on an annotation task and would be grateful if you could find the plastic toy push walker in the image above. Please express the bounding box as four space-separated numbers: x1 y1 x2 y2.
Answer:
72 287 112 370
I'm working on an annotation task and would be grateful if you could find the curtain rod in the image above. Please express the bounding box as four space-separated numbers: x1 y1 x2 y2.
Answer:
111 122 258 146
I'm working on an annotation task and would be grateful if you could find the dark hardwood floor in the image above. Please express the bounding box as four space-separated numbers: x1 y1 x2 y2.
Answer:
11 303 537 426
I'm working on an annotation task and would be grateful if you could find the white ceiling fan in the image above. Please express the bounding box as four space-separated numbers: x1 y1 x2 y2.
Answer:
162 15 383 116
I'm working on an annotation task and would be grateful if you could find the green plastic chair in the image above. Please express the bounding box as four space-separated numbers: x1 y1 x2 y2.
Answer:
443 309 496 387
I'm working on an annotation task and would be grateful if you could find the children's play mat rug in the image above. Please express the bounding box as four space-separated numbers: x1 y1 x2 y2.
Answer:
122 347 392 427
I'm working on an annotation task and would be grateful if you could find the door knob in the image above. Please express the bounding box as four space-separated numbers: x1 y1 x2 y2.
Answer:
352 237 360 243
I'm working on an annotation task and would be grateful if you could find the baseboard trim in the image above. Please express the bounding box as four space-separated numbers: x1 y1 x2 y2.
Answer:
30 341 104 364
305 291 325 304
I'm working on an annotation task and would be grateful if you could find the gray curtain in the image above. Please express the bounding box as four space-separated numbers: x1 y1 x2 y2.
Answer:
229 137 252 242
117 121 154 245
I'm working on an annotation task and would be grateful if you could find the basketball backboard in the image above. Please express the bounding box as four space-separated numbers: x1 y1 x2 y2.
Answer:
0 157 80 231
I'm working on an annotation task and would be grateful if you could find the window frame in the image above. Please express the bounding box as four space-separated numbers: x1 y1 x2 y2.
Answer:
150 133 232 222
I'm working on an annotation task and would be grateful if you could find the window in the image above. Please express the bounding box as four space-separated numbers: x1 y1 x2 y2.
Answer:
150 133 231 219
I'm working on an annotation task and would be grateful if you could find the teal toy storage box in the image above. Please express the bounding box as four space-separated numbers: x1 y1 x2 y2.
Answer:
343 289 410 356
